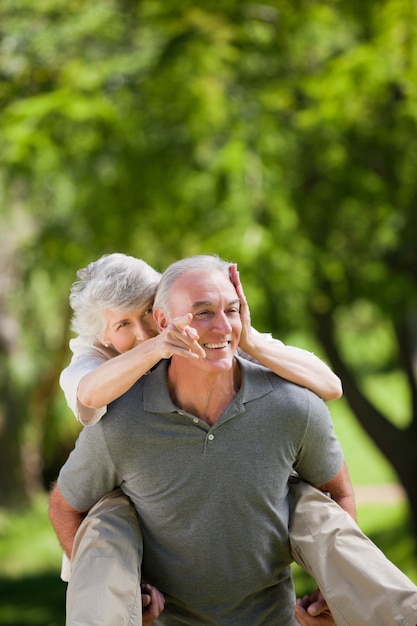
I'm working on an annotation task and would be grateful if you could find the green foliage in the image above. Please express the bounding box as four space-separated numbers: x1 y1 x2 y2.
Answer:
1 0 417 535
0 495 60 577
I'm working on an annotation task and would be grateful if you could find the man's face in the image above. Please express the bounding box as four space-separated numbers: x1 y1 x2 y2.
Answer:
167 269 242 371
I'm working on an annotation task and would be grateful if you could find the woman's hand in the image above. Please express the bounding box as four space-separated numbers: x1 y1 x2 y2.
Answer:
156 313 206 360
229 264 254 353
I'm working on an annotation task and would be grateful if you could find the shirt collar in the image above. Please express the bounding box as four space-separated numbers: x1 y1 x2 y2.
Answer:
143 357 274 415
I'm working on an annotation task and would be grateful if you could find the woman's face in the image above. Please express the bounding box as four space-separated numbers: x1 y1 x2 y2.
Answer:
102 301 158 353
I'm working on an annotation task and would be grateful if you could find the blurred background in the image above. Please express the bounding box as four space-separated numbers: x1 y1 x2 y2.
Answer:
1 0 417 623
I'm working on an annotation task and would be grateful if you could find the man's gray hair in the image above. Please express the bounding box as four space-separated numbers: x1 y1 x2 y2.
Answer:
153 254 231 315
70 253 161 342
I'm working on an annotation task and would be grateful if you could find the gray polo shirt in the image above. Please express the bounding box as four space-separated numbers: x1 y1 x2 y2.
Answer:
58 357 343 625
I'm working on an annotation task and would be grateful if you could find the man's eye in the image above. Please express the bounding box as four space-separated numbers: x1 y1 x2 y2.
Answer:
195 310 210 317
144 309 153 316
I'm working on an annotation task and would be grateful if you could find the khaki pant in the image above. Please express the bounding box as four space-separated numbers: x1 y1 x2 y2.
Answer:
65 482 417 625
66 489 143 626
289 477 417 625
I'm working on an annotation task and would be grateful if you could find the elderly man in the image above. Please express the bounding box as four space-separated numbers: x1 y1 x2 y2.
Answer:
49 254 354 625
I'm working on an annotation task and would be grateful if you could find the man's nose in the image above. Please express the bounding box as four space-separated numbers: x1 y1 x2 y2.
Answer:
213 312 232 332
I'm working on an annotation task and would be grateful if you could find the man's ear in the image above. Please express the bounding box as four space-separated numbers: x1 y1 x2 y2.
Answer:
153 308 168 332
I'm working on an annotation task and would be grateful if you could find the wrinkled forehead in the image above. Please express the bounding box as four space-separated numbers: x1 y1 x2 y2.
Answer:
168 269 237 314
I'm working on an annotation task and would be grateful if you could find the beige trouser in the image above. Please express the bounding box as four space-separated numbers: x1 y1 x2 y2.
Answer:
66 489 143 626
65 482 417 625
289 476 417 625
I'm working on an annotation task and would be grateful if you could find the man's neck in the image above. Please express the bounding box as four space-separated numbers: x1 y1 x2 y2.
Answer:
167 358 241 426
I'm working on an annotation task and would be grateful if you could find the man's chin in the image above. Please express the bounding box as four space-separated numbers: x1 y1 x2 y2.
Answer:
203 353 235 369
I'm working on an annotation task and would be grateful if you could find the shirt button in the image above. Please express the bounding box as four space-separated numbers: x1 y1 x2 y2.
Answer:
193 418 199 424
208 434 214 441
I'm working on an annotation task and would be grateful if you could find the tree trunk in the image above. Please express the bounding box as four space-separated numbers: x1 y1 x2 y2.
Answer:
314 309 417 543
0 368 28 507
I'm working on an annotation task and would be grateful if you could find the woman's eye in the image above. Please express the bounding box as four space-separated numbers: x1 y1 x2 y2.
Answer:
144 308 153 316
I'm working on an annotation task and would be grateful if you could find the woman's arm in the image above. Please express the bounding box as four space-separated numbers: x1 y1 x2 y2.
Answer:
75 314 205 421
230 265 343 402
239 335 342 401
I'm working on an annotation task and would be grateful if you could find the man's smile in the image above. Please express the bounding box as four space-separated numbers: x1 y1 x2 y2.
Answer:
203 341 230 350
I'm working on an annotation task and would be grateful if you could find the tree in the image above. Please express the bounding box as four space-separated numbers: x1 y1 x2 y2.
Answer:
231 0 417 536
1 0 417 547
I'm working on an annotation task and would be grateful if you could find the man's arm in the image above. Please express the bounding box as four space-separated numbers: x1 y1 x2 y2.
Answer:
315 462 356 520
48 483 87 557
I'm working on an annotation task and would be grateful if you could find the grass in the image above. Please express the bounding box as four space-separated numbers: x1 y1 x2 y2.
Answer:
330 397 397 485
0 495 65 626
0 573 65 626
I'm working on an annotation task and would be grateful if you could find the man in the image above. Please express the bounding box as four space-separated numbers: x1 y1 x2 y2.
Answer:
49 254 354 625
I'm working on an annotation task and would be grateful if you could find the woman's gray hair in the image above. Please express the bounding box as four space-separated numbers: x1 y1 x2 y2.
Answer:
153 254 231 315
70 253 161 342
